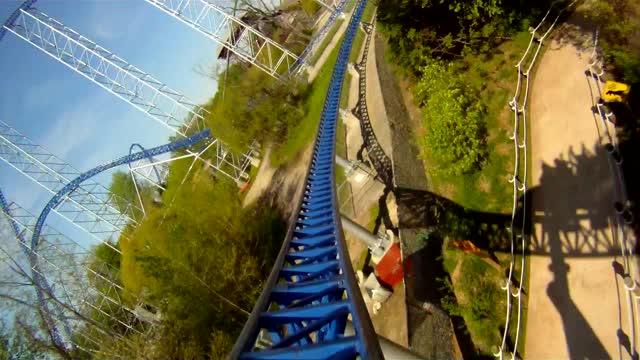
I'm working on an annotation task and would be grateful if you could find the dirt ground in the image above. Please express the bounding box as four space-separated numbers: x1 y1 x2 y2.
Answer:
242 145 312 221
526 15 636 359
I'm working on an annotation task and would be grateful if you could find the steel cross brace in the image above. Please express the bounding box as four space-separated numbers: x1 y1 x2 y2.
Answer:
144 0 299 78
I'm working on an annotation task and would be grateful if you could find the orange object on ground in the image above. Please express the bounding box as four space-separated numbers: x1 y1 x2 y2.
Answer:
239 180 251 193
452 240 481 254
375 243 404 288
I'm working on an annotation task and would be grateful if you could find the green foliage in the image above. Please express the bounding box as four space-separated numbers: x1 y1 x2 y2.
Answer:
109 171 154 221
299 0 321 14
118 171 285 358
269 34 342 165
439 252 504 354
202 64 310 154
415 61 488 176
377 0 554 76
581 0 640 84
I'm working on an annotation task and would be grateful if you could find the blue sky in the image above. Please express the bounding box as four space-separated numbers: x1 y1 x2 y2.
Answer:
0 0 227 238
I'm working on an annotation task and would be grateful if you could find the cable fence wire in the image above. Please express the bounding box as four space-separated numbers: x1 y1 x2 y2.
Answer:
497 2 576 358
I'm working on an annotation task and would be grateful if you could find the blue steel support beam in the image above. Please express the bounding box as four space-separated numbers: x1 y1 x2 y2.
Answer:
230 1 383 359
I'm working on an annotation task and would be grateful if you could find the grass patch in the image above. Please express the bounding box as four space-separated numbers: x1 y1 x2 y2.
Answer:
270 33 345 166
299 0 321 14
348 1 376 63
367 204 379 230
426 30 533 214
341 73 352 107
442 245 509 356
310 18 345 66
343 0 357 13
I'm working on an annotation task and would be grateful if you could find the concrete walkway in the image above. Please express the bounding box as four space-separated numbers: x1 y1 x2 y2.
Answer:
526 24 635 359
307 10 351 81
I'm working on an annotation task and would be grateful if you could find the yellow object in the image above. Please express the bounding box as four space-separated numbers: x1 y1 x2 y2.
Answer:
603 81 631 103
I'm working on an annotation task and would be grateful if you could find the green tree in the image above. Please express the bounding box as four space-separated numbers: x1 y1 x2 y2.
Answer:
117 170 285 358
203 63 309 153
109 171 155 221
376 0 555 76
415 61 488 176
581 0 640 84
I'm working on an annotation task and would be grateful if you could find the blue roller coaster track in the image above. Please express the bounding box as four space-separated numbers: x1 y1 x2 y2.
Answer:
230 1 383 359
0 0 36 42
29 129 210 254
1 129 210 353
129 143 165 187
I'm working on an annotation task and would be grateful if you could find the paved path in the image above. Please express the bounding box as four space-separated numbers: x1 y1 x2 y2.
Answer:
307 9 351 81
526 24 635 359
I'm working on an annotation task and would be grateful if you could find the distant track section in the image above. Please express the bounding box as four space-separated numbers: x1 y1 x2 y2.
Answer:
296 0 349 70
229 1 383 359
29 129 211 261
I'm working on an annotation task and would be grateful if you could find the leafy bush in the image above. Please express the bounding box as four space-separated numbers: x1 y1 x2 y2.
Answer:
582 0 640 84
202 64 310 153
415 61 488 176
377 0 556 77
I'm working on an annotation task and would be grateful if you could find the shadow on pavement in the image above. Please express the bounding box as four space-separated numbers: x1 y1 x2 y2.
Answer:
527 143 623 359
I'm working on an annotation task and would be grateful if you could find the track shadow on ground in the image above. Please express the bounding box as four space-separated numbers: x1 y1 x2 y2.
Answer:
394 186 511 359
395 141 628 358
526 143 625 359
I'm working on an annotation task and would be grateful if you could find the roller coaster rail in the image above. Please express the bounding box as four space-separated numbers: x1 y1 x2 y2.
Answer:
28 129 211 255
230 0 383 358
350 16 394 188
0 194 146 355
296 0 349 72
498 2 576 358
1 130 211 354
587 30 639 354
0 120 141 246
0 188 72 353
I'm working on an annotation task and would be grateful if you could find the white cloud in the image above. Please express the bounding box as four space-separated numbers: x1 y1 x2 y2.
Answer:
92 21 117 41
22 79 59 111
39 95 106 164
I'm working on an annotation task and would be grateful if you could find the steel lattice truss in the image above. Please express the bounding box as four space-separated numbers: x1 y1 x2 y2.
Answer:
0 121 139 243
144 0 300 78
3 7 253 182
230 1 382 358
5 9 199 136
296 0 349 69
0 198 147 356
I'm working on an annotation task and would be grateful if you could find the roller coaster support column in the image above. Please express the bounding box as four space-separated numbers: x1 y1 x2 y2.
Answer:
340 215 389 257
344 322 425 360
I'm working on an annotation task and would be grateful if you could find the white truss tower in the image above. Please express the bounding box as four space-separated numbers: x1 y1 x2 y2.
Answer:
144 0 301 78
3 7 253 182
0 121 138 244
1 199 148 353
